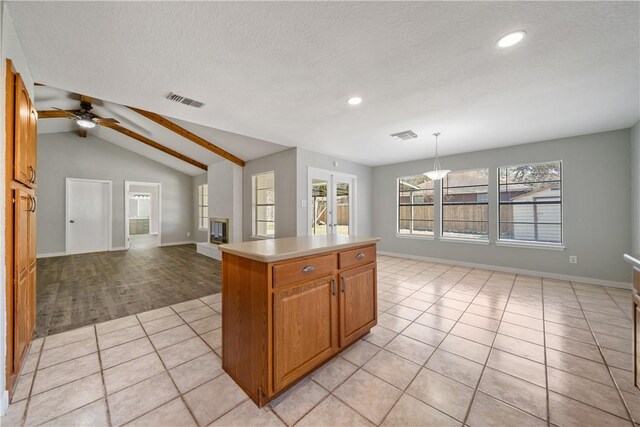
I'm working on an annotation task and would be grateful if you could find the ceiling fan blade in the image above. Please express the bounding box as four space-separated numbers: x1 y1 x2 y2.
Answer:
51 107 80 119
95 117 120 125
96 104 153 135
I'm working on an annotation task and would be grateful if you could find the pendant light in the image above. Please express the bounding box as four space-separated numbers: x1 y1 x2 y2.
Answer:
423 132 450 180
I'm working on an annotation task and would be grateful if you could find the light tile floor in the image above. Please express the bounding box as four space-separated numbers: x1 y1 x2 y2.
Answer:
2 255 639 426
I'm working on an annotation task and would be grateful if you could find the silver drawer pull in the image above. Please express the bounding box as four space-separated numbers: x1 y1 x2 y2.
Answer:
301 265 315 273
356 253 365 260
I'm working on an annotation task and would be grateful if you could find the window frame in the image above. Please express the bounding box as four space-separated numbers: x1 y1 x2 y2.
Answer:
497 160 564 247
396 175 435 238
197 184 208 230
252 171 275 239
439 168 490 241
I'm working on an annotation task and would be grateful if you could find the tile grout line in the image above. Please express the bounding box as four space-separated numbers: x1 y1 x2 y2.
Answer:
94 325 114 427
460 273 518 426
568 281 636 424
19 335 46 427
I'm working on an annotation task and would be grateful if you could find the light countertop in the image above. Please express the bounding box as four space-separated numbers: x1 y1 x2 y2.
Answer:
623 254 640 270
218 235 380 263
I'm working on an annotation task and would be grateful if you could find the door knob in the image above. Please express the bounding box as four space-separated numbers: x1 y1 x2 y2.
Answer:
69 220 75 223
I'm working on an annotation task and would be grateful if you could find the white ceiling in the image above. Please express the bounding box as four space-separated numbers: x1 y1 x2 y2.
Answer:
9 1 640 167
34 86 288 176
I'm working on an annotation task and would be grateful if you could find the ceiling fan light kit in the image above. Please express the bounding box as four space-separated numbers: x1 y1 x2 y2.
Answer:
76 118 96 129
423 132 450 180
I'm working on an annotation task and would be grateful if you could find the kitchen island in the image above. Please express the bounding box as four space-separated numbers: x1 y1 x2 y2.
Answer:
219 235 380 406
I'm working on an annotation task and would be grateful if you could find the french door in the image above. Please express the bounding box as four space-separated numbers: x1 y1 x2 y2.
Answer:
308 168 356 236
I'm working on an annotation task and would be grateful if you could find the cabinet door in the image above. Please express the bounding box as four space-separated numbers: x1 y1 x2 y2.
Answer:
27 103 37 188
14 74 33 187
273 276 337 392
14 189 35 363
339 264 376 347
634 293 639 392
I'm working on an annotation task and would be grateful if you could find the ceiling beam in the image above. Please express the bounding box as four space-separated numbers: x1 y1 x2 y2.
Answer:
37 111 207 171
127 106 246 167
99 123 208 171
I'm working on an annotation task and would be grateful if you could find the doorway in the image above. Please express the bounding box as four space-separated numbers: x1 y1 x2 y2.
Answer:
308 168 357 236
65 178 112 255
124 181 161 249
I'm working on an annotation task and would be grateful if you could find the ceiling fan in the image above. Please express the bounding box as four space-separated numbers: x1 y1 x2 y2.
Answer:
51 95 119 137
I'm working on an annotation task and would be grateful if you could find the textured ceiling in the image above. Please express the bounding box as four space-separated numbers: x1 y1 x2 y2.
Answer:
9 1 640 166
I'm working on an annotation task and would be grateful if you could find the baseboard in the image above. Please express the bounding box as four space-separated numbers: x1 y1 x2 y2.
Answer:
36 252 66 259
377 251 633 290
160 240 196 247
111 246 127 251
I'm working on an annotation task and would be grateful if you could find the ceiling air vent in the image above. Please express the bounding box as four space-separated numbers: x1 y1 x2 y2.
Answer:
390 130 418 141
166 92 206 109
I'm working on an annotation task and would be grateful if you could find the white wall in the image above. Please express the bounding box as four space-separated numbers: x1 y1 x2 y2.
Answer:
208 161 243 243
373 129 632 285
0 3 34 413
631 121 640 255
296 147 373 237
36 132 195 254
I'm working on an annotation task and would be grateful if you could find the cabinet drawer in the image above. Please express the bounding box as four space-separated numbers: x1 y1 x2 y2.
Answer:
273 254 336 288
339 245 376 270
634 268 640 293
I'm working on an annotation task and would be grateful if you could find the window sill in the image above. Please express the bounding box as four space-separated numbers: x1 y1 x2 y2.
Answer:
198 227 208 231
439 237 490 245
251 235 274 240
496 240 565 251
395 233 435 240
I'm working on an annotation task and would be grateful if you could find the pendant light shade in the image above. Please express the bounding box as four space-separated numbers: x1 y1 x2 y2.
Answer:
423 132 450 180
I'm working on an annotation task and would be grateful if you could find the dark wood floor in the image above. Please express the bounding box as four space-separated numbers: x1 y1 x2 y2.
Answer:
36 244 221 337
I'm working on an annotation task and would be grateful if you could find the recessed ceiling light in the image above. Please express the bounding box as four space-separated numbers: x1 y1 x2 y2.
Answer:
347 96 362 105
497 30 526 48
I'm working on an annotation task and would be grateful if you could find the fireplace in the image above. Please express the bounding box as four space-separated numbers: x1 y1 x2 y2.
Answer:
210 218 229 245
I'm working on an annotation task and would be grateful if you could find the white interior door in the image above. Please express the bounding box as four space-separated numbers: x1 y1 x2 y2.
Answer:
309 169 356 236
66 178 112 254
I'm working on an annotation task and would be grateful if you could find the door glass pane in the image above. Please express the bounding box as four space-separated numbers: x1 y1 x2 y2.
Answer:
336 181 349 235
312 179 328 235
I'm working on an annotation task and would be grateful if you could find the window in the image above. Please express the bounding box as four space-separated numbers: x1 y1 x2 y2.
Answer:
498 161 562 244
253 171 275 238
198 184 208 229
441 169 489 240
398 175 434 236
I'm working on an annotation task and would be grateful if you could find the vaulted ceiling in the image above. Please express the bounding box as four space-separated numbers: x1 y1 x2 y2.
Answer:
9 1 640 167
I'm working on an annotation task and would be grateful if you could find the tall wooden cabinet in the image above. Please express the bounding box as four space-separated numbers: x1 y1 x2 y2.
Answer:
5 59 37 394
221 239 378 407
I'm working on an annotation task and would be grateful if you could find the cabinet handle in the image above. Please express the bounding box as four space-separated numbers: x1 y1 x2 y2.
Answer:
32 167 36 184
301 265 315 273
356 252 365 260
331 278 337 295
28 165 35 183
341 276 346 293
31 196 37 213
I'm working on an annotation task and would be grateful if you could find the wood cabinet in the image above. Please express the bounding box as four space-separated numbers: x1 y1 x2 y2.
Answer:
14 73 37 188
5 59 37 395
221 241 377 407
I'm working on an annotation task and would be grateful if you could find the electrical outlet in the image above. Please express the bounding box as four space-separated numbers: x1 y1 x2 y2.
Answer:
569 256 577 264
187 232 191 237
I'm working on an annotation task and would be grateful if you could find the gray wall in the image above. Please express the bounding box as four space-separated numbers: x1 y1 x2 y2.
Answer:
373 129 632 284
632 121 640 255
192 173 208 242
242 148 297 240
296 147 373 237
36 132 194 254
